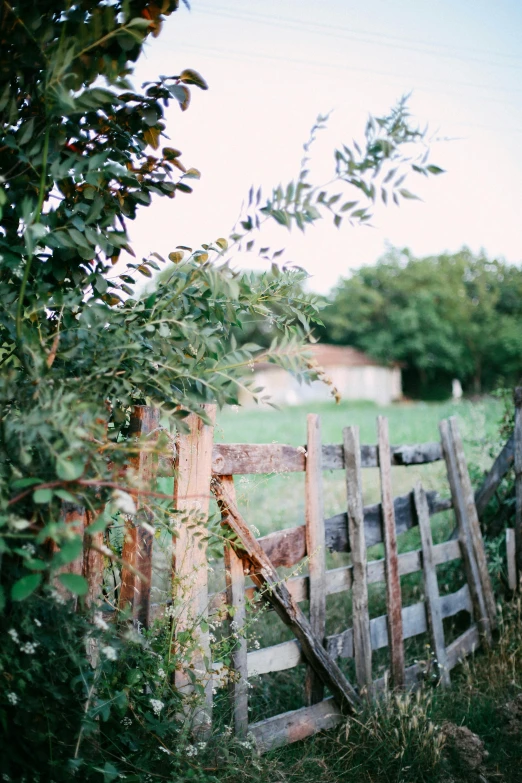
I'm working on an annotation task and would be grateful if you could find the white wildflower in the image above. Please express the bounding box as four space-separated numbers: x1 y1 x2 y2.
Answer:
93 613 109 631
158 746 171 754
198 741 207 750
185 745 198 757
157 668 166 679
253 640 260 650
8 628 19 643
7 692 19 705
101 645 118 661
164 605 176 619
50 589 66 605
21 543 36 556
121 717 132 727
20 641 38 654
209 633 216 643
150 699 164 716
112 489 137 516
33 618 42 627
230 620 239 631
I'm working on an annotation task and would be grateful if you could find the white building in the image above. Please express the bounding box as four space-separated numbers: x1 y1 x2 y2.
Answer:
240 344 402 407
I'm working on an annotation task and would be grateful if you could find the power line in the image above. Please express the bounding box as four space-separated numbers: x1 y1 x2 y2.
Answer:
195 3 522 68
171 41 522 111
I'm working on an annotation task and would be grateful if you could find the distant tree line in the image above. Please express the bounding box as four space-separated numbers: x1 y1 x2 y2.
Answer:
319 247 522 399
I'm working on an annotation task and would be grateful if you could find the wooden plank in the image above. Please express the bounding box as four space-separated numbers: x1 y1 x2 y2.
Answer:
506 528 517 591
449 417 497 630
211 441 444 475
377 416 405 688
119 406 160 627
209 538 462 614
414 482 450 686
439 418 491 644
249 696 343 752
446 625 480 669
515 388 522 589
304 414 326 705
475 433 514 516
343 425 372 695
257 490 452 569
222 476 249 738
211 476 360 714
247 584 472 676
173 404 216 735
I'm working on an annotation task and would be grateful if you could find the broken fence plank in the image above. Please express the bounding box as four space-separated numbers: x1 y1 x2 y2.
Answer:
304 414 327 705
343 425 372 695
247 583 472 676
222 476 249 739
119 405 160 626
209 538 463 614
249 696 343 752
439 418 491 644
449 417 497 630
475 433 514 517
211 476 360 715
378 415 405 688
414 482 450 686
446 625 480 669
173 404 216 735
211 441 443 475
258 490 452 569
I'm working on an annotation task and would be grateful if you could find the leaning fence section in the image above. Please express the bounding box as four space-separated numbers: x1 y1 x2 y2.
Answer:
63 400 519 753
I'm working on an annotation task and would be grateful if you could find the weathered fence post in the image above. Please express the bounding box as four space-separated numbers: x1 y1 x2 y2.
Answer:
514 387 522 590
119 405 160 627
304 413 326 705
343 425 373 696
439 418 492 644
414 482 450 686
173 404 216 735
221 475 249 738
377 416 405 688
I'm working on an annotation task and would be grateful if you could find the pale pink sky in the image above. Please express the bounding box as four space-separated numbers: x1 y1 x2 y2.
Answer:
127 0 522 293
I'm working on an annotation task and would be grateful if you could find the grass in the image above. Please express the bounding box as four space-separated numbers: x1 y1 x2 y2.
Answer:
209 600 522 783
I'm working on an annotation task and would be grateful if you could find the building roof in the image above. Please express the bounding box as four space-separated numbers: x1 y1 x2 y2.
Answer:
307 343 384 368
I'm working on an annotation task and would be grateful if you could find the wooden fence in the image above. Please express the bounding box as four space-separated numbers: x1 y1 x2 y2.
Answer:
60 398 522 752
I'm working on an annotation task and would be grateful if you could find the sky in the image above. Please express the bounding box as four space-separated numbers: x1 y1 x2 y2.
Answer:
128 0 522 293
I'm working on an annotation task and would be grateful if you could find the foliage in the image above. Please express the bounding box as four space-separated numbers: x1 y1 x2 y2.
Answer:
320 247 522 399
0 0 446 778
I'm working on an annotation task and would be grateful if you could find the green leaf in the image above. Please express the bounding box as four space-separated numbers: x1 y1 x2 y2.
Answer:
178 69 208 90
53 537 83 567
56 457 84 481
0 585 5 612
398 188 419 200
11 573 42 601
58 573 88 596
12 477 44 489
33 488 53 504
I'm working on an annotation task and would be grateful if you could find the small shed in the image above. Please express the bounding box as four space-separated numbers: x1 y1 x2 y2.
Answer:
240 344 402 407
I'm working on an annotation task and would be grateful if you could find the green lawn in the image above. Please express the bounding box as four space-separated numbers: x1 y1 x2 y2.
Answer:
213 397 502 538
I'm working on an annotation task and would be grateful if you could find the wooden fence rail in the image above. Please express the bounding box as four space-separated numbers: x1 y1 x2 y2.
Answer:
66 397 521 752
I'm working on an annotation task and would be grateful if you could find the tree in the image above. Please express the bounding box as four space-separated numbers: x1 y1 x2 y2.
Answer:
321 247 522 398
